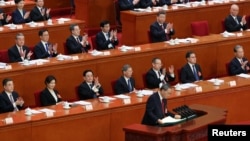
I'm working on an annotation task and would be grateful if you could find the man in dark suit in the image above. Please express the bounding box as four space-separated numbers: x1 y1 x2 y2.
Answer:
180 51 203 83
8 33 33 63
0 8 12 26
150 10 175 43
114 64 136 94
66 24 91 54
78 70 104 100
34 29 58 59
30 0 51 22
95 20 119 51
12 0 31 24
141 84 181 126
229 45 250 75
119 0 140 11
146 57 175 89
0 78 24 113
224 4 247 32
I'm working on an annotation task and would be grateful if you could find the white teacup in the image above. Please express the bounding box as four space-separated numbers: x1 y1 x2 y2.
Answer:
136 93 143 97
23 59 29 65
47 19 52 25
103 97 110 103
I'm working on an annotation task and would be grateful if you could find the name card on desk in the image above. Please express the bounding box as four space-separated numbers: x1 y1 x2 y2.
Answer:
16 25 23 29
208 1 214 5
45 111 54 117
123 98 131 104
4 117 13 124
5 65 12 70
236 33 243 37
84 104 93 111
103 51 110 56
229 81 236 87
36 61 43 65
37 22 45 27
195 86 202 92
72 56 79 60
134 47 141 52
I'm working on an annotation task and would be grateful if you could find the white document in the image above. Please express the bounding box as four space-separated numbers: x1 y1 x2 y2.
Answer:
73 100 92 106
38 108 56 113
207 78 224 83
161 116 184 124
113 94 130 99
236 73 250 78
89 50 103 56
56 18 71 22
174 83 198 89
119 45 134 50
30 109 43 114
137 90 154 96
0 62 7 68
99 96 116 101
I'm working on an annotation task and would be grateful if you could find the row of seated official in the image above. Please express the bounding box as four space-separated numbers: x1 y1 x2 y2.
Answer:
0 0 51 26
4 21 119 63
0 45 248 113
149 4 248 43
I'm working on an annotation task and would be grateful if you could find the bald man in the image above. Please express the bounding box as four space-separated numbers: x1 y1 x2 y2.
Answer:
224 4 247 32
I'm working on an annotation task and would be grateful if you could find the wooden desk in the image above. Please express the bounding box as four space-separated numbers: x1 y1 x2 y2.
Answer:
74 0 116 29
0 73 250 141
0 19 85 53
0 0 35 14
123 104 227 141
121 0 250 45
1 31 250 106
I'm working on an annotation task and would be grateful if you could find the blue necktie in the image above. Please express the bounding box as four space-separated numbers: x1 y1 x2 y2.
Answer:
128 79 132 92
193 65 199 81
45 43 49 52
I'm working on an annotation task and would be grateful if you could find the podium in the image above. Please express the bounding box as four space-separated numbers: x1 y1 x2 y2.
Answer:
123 104 227 141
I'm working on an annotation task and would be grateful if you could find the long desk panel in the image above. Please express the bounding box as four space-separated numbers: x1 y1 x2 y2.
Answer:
0 19 85 54
1 31 250 106
121 0 250 45
0 75 250 141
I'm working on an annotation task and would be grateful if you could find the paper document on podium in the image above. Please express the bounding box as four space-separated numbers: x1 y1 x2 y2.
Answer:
161 116 184 124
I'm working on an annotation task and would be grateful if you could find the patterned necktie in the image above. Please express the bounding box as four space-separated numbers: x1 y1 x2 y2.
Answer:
193 65 199 81
234 17 239 24
9 94 18 111
127 79 132 92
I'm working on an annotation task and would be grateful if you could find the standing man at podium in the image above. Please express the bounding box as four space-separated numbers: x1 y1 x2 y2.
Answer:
180 51 203 83
150 10 175 43
30 0 51 22
229 45 250 75
141 84 181 126
145 57 175 89
224 4 247 32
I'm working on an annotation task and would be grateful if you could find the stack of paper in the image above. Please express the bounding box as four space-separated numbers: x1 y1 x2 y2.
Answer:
38 108 56 113
207 78 224 83
136 90 154 96
113 94 130 99
236 73 250 78
161 116 184 124
73 101 92 106
174 83 198 89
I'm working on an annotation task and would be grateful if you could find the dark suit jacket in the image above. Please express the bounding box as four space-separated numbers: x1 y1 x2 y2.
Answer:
12 9 31 24
114 76 135 95
118 0 140 11
8 45 30 63
139 0 152 8
0 91 23 113
30 6 51 22
225 15 247 32
34 42 58 59
141 92 174 126
66 35 91 54
180 63 203 83
145 68 175 89
0 9 9 26
150 21 175 43
95 31 119 51
40 88 62 107
78 81 104 100
229 57 250 75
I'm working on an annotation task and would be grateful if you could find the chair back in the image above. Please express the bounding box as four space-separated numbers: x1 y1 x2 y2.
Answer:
147 31 152 43
90 35 97 50
34 91 42 107
191 21 209 36
0 49 10 63
63 42 69 55
75 86 80 100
